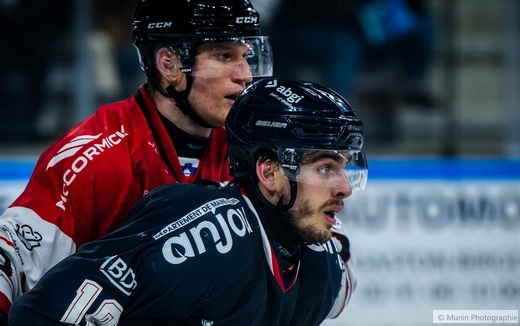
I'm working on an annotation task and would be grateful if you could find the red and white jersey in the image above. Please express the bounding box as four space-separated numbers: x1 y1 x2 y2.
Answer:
0 85 231 314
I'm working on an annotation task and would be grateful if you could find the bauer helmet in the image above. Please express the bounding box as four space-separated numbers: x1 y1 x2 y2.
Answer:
226 78 368 191
132 0 273 79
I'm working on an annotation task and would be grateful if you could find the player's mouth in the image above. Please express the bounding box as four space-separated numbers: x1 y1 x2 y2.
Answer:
324 210 338 225
225 90 243 101
323 202 343 225
225 94 238 101
224 94 240 106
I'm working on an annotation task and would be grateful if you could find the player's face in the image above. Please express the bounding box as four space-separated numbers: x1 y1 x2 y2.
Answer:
187 42 253 127
286 151 353 243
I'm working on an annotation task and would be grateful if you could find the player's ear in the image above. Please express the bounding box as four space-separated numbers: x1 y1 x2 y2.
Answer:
155 46 181 77
256 160 289 205
256 159 277 192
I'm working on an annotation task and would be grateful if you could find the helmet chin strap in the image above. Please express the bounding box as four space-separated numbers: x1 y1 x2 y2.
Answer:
153 75 215 129
277 179 298 213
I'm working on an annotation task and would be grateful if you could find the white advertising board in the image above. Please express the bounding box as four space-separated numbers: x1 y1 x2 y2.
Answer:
324 158 520 326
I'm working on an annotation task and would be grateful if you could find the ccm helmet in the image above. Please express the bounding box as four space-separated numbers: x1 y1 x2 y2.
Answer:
132 0 273 79
226 78 368 190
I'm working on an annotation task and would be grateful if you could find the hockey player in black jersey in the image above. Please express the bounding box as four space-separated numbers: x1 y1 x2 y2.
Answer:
9 78 368 326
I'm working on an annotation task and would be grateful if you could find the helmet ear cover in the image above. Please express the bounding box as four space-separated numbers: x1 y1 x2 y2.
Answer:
279 148 301 177
151 39 197 74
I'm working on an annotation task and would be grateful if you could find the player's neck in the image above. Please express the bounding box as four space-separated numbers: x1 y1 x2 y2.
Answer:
155 96 212 138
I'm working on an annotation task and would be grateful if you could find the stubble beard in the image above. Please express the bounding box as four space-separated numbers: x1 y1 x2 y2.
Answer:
287 199 332 244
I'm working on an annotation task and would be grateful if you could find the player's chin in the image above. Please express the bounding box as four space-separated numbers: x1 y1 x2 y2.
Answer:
302 227 332 244
208 111 228 127
322 230 333 243
317 234 332 244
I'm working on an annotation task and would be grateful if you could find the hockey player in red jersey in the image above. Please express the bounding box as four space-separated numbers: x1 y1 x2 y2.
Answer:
0 0 272 321
9 78 367 326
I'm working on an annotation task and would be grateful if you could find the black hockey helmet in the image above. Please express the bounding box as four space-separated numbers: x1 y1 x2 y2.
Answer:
226 78 368 190
132 0 273 79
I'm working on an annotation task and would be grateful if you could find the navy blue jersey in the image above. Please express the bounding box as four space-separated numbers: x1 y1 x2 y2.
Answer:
9 183 352 326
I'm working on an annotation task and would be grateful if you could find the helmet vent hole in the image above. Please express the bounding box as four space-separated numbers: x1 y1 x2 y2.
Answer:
301 128 319 134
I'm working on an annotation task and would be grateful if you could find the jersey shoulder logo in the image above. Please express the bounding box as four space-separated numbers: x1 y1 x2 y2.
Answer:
46 134 103 170
15 224 42 250
100 255 137 296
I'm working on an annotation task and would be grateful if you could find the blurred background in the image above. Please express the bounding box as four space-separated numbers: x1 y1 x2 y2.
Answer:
1 1 519 325
0 0 519 158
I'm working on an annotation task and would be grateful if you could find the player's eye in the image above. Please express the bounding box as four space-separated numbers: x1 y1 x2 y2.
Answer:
317 165 334 176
